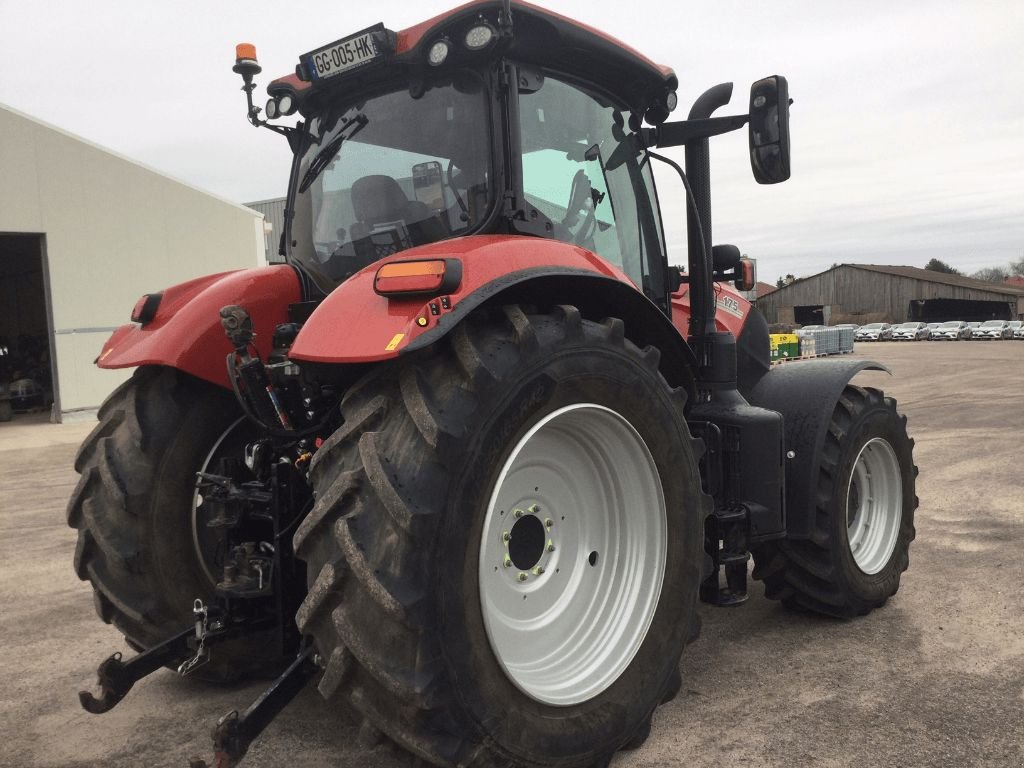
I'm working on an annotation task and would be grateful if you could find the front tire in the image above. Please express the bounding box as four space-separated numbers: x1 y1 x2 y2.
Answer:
753 385 917 617
294 305 706 767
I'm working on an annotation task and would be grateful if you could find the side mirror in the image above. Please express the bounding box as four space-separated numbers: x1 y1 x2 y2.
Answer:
412 161 445 209
748 75 791 184
711 245 756 292
735 258 756 292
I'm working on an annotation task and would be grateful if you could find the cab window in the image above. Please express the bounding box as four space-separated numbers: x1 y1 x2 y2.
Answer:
518 75 665 295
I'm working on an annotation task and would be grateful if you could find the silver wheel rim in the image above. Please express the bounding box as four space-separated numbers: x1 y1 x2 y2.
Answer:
478 403 667 706
192 416 248 587
846 437 902 575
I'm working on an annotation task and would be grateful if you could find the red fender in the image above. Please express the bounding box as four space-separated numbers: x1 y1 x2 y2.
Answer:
288 235 633 363
97 266 302 389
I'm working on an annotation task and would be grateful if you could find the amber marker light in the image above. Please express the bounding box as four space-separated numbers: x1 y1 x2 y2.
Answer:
235 43 258 65
233 43 262 78
374 258 462 297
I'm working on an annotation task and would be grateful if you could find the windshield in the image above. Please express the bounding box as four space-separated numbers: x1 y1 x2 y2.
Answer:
289 74 493 291
863 324 884 330
897 323 918 329
981 320 1004 327
939 321 960 328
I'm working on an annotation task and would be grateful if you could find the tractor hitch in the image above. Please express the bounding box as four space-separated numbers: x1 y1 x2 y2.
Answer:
189 645 319 768
79 600 270 714
79 624 196 714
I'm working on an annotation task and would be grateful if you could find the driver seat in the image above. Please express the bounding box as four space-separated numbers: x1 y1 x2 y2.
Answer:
349 175 445 258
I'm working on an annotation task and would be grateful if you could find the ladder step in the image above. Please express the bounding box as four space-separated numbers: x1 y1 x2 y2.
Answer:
713 508 747 525
718 551 750 566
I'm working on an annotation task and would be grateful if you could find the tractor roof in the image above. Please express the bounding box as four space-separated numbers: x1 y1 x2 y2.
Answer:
269 0 677 119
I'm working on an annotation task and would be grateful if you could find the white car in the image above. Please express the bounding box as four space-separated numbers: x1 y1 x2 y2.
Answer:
931 320 971 341
972 320 1012 340
855 323 892 341
891 322 929 341
1011 321 1024 340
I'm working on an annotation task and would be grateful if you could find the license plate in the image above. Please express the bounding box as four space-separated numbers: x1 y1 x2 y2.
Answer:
304 28 381 82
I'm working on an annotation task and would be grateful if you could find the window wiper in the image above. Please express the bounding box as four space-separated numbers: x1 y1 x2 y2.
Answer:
298 114 368 193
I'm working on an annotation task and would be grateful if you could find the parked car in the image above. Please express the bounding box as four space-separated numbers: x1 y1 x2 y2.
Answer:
1014 323 1024 340
931 320 971 341
971 320 1013 340
855 323 893 341
892 322 930 341
1008 320 1023 338
965 322 981 339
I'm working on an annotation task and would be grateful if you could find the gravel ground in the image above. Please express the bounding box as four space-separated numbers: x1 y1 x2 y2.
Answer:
1 341 1022 768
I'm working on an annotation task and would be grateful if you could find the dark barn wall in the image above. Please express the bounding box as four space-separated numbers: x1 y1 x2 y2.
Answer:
756 266 1020 324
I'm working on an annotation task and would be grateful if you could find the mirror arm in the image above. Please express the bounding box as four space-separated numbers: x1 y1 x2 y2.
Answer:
642 114 750 149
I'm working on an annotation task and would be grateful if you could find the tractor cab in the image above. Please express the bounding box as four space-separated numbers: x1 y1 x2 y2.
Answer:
237 1 680 306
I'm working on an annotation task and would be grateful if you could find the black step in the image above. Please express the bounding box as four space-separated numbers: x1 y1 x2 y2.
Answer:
718 550 750 566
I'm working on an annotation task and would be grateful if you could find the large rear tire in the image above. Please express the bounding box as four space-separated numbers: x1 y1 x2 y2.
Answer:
295 305 706 767
753 385 917 617
67 366 283 680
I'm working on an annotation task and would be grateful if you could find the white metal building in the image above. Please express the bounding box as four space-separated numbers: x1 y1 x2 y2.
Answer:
0 104 267 420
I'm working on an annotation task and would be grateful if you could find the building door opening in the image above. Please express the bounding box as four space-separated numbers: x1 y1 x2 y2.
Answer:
794 304 826 326
0 234 55 423
909 297 1011 322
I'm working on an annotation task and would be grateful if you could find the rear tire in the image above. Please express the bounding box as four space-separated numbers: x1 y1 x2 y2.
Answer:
295 305 706 767
753 385 917 617
67 366 283 680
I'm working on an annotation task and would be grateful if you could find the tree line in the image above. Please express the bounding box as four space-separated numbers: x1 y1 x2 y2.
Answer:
925 256 1024 283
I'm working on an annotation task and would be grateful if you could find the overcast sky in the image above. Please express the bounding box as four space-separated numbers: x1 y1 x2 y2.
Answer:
2 0 1021 283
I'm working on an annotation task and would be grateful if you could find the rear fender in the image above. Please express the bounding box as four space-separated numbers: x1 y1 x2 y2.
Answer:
747 358 890 539
289 235 697 391
97 266 302 389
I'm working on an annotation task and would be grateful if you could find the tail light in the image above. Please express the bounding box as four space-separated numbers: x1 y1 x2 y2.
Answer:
374 259 462 297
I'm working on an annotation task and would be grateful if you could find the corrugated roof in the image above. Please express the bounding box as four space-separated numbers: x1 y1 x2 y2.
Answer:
846 264 1024 296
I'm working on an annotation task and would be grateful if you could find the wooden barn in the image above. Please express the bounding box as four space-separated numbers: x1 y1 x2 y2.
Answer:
755 264 1024 326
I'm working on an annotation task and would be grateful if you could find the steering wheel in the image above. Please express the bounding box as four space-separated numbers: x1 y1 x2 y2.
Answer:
562 170 598 246
447 159 471 222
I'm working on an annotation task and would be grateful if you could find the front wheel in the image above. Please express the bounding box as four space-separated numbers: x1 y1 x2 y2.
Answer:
294 305 707 767
753 385 917 617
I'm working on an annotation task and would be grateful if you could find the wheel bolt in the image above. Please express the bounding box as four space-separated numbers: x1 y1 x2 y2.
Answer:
503 555 512 568
532 566 544 576
517 572 528 582
547 540 556 552
502 531 510 543
513 509 524 519
528 504 540 514
544 518 554 529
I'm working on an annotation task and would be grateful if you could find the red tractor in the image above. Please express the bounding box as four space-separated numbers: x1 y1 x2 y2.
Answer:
72 2 917 766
